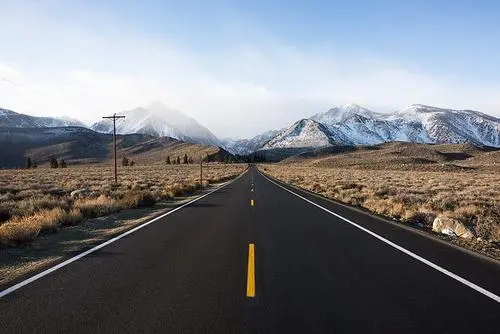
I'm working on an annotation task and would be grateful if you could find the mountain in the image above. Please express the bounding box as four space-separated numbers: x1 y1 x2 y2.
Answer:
389 104 500 147
246 103 500 159
311 103 385 123
0 107 86 128
91 102 220 147
221 129 282 155
261 119 348 150
311 104 500 148
0 126 231 168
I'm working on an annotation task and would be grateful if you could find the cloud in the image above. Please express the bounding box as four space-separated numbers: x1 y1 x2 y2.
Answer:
0 63 19 79
0 2 499 138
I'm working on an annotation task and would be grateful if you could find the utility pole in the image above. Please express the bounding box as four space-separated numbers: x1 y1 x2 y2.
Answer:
200 155 203 186
102 114 126 183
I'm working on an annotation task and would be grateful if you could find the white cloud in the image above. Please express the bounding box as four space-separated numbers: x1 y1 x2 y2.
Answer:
0 2 499 138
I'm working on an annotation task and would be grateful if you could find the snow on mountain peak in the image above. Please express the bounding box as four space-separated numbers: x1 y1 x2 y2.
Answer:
261 119 338 150
257 103 500 152
91 102 220 146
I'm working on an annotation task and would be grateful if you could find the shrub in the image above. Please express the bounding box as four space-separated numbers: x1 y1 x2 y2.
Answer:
75 196 122 218
119 191 156 208
0 218 41 245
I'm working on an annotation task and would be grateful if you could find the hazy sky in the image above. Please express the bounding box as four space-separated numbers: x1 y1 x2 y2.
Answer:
1 0 499 138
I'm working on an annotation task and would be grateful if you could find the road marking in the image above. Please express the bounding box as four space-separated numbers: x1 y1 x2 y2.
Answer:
250 199 255 206
261 172 500 304
0 175 244 299
247 243 256 298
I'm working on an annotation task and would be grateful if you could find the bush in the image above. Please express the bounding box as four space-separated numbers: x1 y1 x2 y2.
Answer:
120 191 156 208
0 218 41 245
75 196 122 218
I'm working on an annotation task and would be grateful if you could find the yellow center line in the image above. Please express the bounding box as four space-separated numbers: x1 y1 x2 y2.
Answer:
246 243 256 298
250 199 254 206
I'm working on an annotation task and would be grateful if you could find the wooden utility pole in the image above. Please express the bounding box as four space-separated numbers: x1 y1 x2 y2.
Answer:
102 114 126 183
200 155 203 186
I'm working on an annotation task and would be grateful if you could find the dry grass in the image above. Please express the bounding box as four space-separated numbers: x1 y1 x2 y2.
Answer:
261 164 500 242
0 164 246 245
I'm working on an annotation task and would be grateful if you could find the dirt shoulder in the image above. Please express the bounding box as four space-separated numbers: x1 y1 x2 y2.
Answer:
0 181 231 289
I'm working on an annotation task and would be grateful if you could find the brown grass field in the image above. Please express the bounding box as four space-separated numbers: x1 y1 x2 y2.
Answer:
260 144 500 245
0 163 246 246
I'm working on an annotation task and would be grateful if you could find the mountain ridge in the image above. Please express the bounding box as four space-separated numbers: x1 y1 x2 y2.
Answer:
90 102 221 147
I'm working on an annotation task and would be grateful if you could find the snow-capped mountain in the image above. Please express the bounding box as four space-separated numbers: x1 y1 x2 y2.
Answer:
388 104 500 147
255 103 500 153
221 129 282 155
260 119 348 150
91 101 220 146
0 107 86 128
308 104 500 148
311 103 385 123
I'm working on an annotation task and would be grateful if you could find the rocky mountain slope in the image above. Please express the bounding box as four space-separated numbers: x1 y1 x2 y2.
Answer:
91 102 220 147
0 107 86 128
0 127 230 167
256 104 500 155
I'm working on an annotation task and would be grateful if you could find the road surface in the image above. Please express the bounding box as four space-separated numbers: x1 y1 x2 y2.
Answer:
1 165 499 333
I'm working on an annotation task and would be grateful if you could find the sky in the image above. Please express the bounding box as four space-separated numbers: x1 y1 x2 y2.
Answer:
1 0 499 138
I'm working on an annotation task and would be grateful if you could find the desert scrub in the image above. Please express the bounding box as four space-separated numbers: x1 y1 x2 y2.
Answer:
0 163 246 245
260 164 500 242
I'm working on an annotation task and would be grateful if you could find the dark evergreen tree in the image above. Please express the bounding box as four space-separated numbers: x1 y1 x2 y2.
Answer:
183 153 188 164
50 157 59 168
25 157 32 169
166 156 171 164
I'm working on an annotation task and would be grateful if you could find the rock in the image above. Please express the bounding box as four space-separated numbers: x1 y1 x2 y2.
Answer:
441 228 456 237
432 216 476 239
476 237 483 242
70 188 91 198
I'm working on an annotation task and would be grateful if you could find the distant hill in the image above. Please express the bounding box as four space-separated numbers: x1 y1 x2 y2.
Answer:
0 127 231 168
278 142 500 172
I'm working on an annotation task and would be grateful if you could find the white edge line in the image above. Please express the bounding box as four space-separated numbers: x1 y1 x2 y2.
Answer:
0 172 245 299
260 170 500 304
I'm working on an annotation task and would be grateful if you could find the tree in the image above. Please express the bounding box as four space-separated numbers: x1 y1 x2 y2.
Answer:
130 160 135 166
59 159 67 168
183 153 188 164
176 156 181 165
49 158 58 168
122 157 129 167
166 156 171 164
25 157 32 169
33 162 38 169
188 156 194 164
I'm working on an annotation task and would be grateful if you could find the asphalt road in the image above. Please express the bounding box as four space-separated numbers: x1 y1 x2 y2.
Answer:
1 165 499 333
